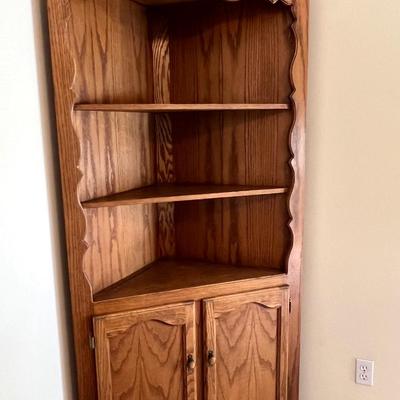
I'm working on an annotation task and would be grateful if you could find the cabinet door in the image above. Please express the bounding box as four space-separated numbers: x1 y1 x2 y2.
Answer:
204 287 289 400
94 302 197 400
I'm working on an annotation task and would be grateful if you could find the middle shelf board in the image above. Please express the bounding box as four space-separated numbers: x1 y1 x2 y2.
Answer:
82 184 288 208
74 103 291 113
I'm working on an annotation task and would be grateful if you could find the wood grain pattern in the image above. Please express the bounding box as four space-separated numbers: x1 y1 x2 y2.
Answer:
170 110 293 271
167 0 294 104
94 302 197 400
175 195 290 270
84 205 158 294
76 111 155 203
82 184 288 208
74 103 290 112
204 287 289 400
68 0 153 103
171 111 292 186
151 12 177 258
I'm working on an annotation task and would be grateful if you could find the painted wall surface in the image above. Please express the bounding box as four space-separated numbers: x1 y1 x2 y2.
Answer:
0 1 75 399
301 0 400 399
0 1 399 400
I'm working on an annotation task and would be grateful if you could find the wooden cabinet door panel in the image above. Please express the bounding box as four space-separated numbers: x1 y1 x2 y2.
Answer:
204 287 289 400
94 302 197 400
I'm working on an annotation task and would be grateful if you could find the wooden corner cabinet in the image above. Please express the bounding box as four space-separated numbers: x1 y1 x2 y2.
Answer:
47 0 308 399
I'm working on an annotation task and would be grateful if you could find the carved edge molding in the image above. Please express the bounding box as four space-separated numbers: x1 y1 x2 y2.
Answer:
285 1 308 397
49 0 93 298
65 9 94 299
47 1 98 398
285 0 304 275
284 3 298 273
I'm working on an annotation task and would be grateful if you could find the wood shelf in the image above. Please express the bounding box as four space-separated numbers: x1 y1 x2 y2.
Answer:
82 184 288 208
74 103 291 113
93 259 286 314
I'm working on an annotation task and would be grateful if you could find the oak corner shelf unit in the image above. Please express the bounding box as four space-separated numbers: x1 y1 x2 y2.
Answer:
47 0 308 399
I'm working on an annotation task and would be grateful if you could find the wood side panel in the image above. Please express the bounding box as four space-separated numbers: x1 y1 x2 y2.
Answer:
168 0 294 104
175 195 290 270
46 2 159 398
204 287 289 400
47 1 97 398
94 302 197 400
84 205 158 294
67 0 159 294
75 111 158 293
287 1 309 399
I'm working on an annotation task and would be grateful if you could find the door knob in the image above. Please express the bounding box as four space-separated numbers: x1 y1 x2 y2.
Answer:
187 354 196 370
208 350 216 367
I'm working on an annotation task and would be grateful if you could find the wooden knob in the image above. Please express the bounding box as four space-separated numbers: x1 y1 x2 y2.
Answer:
187 354 196 370
208 351 216 367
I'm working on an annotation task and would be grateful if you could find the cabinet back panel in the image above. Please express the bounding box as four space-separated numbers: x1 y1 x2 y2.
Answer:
174 195 290 270
167 0 294 103
84 205 158 294
76 112 156 202
67 0 154 103
171 111 292 187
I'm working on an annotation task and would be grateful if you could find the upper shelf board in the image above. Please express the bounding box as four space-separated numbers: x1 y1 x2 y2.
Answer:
74 103 291 113
82 184 288 208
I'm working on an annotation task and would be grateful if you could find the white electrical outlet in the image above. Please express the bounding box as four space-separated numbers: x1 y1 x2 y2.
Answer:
355 359 374 386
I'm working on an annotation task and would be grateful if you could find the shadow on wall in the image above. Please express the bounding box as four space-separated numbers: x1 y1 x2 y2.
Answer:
30 0 77 399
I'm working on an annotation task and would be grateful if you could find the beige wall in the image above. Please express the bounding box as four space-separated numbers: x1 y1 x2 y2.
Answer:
301 0 400 399
0 1 75 399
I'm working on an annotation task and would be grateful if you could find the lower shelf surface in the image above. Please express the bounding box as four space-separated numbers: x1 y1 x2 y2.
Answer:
94 259 284 303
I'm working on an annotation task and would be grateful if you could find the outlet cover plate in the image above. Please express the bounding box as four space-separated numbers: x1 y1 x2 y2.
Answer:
356 359 374 386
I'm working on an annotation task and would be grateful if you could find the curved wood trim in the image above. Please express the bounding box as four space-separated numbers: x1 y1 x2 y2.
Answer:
286 1 309 399
213 301 282 315
47 1 97 399
98 302 193 333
